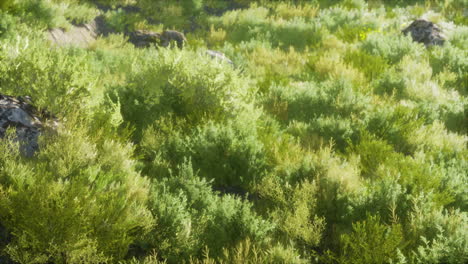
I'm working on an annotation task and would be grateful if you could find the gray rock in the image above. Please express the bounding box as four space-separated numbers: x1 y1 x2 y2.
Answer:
48 15 114 48
127 30 161 48
0 94 49 157
402 19 445 47
160 30 187 49
48 20 98 48
206 50 234 66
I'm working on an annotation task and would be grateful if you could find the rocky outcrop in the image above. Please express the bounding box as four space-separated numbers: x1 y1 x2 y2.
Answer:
402 19 445 47
0 94 54 157
48 10 187 50
206 50 234 66
48 15 112 47
49 23 97 47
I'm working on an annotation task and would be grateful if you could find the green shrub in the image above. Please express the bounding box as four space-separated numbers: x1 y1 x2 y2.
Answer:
318 7 363 33
264 80 367 151
441 0 468 24
436 157 468 211
141 117 267 189
447 25 468 50
364 105 424 154
373 67 407 97
407 121 467 158
414 99 467 134
256 177 325 256
309 50 367 86
407 194 468 263
344 49 389 80
429 44 468 95
264 80 370 124
187 121 267 188
0 37 97 116
141 161 275 262
259 128 318 183
0 123 153 263
209 6 323 50
348 135 396 179
0 1 466 263
0 0 14 10
271 2 319 21
0 10 20 38
104 8 143 32
92 0 136 7
7 0 71 29
136 0 204 29
361 33 423 65
307 116 360 151
336 215 405 264
303 146 362 248
318 7 378 43
341 0 367 10
350 177 411 226
238 43 308 92
117 48 253 140
63 2 99 25
128 238 303 264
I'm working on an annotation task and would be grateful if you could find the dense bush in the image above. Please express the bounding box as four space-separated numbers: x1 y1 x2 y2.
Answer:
361 33 423 64
429 44 468 95
0 37 97 116
0 123 153 263
116 48 253 140
138 161 275 262
140 117 267 189
208 5 324 50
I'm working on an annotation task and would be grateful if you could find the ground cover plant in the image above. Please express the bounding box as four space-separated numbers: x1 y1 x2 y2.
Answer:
0 0 467 263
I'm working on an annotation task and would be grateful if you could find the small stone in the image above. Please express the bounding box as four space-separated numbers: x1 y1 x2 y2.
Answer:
206 50 234 66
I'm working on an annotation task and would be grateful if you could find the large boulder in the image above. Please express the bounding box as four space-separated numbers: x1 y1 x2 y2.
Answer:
127 30 161 48
402 19 445 47
160 30 187 49
0 94 53 156
127 30 187 49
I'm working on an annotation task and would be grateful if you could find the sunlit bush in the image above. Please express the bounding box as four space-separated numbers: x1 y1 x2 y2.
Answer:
209 6 323 50
407 194 468 263
361 33 423 64
0 37 98 115
141 115 266 189
117 48 253 139
336 215 405 264
0 123 153 263
265 80 370 124
429 44 468 95
272 2 319 21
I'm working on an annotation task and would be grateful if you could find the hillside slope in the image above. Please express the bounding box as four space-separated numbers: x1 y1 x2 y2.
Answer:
0 0 467 263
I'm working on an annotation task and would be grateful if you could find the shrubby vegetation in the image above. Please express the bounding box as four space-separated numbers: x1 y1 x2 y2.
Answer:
0 0 466 263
